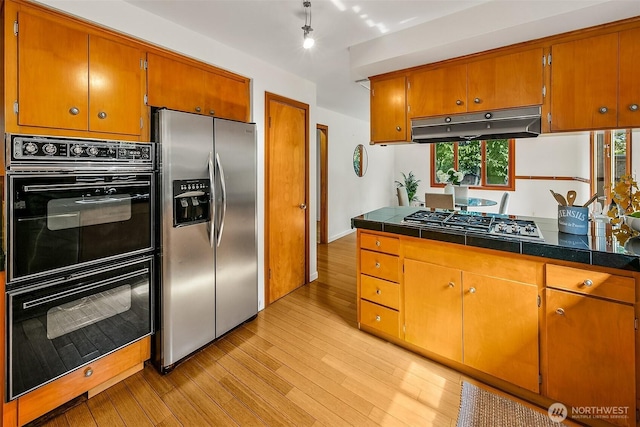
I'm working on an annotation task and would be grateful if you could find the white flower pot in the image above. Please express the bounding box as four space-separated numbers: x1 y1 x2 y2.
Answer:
444 183 454 195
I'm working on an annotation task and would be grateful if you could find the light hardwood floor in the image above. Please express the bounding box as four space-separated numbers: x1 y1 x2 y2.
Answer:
41 232 465 427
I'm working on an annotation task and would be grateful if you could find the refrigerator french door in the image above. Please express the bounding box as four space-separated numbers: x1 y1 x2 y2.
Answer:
155 109 257 371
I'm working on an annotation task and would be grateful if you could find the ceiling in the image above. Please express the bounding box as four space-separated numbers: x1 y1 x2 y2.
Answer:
124 0 640 121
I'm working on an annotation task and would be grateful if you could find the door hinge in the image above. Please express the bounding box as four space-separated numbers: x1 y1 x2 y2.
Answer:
547 53 551 65
407 81 411 90
407 105 411 113
13 101 18 114
141 59 148 70
547 112 552 124
140 117 144 129
144 94 148 106
537 295 541 307
542 55 546 67
13 21 18 36
542 85 546 98
635 317 638 330
371 89 375 97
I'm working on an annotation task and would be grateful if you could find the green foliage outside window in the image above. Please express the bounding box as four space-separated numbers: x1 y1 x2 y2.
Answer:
434 139 511 187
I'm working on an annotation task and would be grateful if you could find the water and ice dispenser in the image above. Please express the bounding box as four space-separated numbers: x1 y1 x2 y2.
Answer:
172 179 210 226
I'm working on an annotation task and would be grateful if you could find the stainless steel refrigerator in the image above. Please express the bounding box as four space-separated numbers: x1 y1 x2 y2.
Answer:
154 109 257 372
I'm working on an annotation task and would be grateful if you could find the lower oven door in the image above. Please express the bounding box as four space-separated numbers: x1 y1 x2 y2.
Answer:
7 172 153 283
7 256 153 400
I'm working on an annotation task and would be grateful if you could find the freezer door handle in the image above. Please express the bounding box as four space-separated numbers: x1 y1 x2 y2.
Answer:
215 152 227 247
207 151 215 248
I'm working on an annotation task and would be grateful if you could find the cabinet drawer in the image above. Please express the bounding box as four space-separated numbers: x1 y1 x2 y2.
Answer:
360 300 399 337
361 275 400 309
360 250 399 282
546 264 634 304
360 233 399 255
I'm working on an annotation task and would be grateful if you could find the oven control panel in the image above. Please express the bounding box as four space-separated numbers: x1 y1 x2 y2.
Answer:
9 135 153 164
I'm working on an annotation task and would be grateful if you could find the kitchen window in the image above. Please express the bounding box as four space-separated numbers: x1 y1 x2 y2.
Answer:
431 139 515 191
592 129 632 207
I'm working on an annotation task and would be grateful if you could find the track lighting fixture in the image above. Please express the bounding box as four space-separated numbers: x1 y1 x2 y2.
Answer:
302 1 314 49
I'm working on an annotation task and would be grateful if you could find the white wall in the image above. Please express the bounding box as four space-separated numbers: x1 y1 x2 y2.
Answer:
392 132 593 219
316 108 394 241
37 0 322 308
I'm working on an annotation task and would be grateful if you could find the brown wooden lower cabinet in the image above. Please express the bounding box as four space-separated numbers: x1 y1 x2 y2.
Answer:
356 229 638 427
3 337 150 427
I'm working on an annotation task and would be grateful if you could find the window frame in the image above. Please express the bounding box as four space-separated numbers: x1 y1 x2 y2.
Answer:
430 139 516 191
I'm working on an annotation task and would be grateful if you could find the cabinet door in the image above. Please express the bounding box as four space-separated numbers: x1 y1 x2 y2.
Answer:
546 289 635 425
463 272 539 392
204 71 250 122
404 260 462 362
370 76 407 142
550 33 618 131
18 11 88 131
619 28 640 128
408 64 467 117
468 48 543 112
89 36 143 135
147 53 205 114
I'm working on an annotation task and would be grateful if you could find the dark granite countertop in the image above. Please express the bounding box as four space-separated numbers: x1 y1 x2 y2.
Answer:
351 207 640 272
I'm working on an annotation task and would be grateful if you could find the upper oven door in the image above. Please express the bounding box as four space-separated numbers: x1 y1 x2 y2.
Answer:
7 172 154 284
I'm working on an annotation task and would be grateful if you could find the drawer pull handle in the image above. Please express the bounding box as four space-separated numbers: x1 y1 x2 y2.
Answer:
375 240 381 247
84 367 93 377
375 262 380 268
468 287 476 294
448 282 455 288
375 315 381 322
556 308 565 316
582 279 593 287
376 289 381 295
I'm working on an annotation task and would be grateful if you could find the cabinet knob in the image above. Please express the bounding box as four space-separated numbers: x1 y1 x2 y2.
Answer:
468 287 476 294
376 289 382 295
455 100 462 106
582 279 593 287
396 126 402 132
448 282 455 288
375 315 381 322
473 98 481 104
555 308 565 316
598 106 608 114
195 106 202 113
84 367 93 377
630 104 639 112
69 107 80 116
375 262 381 268
375 240 381 247
209 110 215 115
97 111 107 119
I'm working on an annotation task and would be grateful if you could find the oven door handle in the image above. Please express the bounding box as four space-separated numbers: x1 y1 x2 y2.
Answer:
20 269 149 310
22 181 151 192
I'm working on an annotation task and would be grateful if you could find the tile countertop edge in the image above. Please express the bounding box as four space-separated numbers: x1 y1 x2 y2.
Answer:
352 207 640 272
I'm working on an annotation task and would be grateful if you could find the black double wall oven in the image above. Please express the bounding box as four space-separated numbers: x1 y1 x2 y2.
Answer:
5 135 155 400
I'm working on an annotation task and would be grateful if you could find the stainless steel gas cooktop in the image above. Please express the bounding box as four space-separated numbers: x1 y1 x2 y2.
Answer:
403 210 544 241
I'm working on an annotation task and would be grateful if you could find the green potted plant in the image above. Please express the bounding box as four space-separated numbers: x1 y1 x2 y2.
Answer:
396 172 421 203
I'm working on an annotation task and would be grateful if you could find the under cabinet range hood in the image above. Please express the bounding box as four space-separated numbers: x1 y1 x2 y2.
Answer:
411 106 542 143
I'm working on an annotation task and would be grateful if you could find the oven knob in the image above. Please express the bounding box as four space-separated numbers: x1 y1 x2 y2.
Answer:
43 143 57 155
24 142 38 154
71 145 84 156
88 146 99 156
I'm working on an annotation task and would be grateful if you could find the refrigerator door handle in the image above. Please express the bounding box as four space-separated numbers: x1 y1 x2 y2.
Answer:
207 151 215 248
215 152 227 247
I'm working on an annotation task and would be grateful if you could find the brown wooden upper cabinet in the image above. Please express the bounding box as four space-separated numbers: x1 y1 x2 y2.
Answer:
407 48 543 119
551 29 640 131
147 53 250 122
370 75 407 143
17 11 144 136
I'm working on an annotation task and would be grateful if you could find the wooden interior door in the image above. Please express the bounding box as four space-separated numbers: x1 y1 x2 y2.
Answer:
404 259 463 362
317 125 328 244
18 11 89 131
89 35 142 135
266 93 308 304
